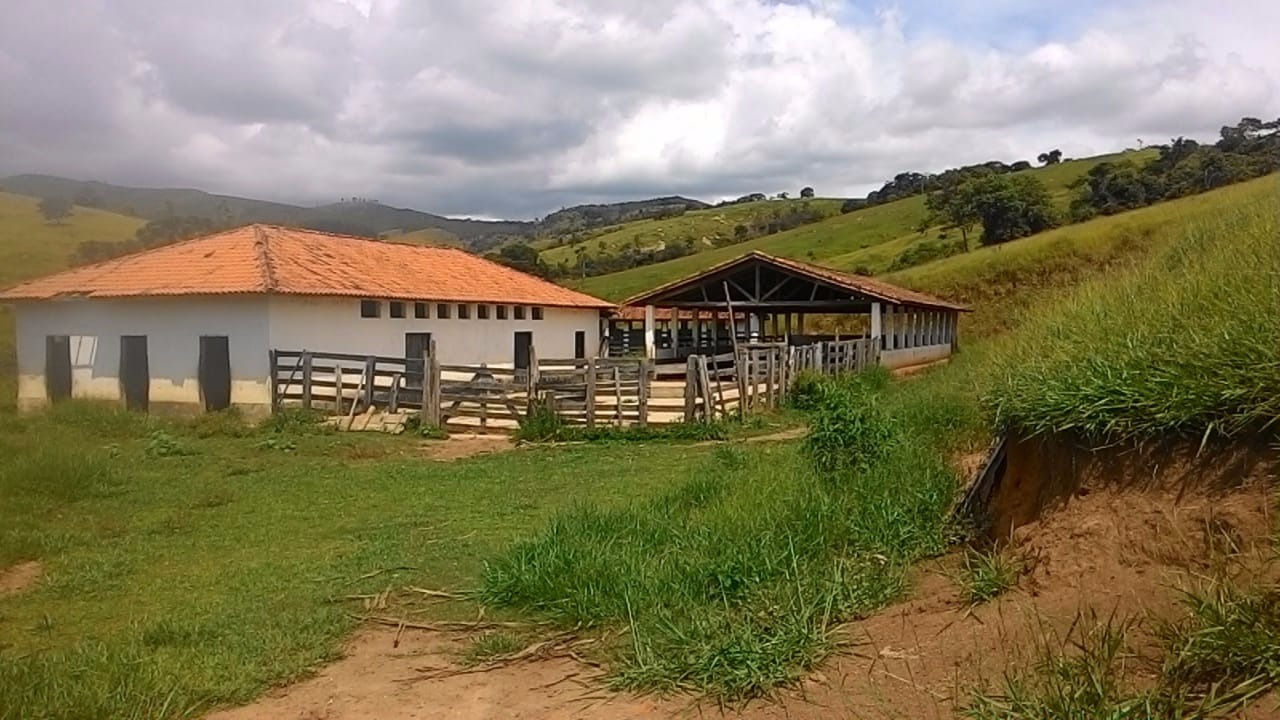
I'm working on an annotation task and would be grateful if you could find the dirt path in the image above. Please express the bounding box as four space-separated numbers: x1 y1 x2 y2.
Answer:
207 481 1277 720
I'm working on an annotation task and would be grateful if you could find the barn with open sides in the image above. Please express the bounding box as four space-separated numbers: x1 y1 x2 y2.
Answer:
610 251 968 371
1 224 613 416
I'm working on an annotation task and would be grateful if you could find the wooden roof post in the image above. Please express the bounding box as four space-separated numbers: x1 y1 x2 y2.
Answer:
643 304 656 359
870 302 883 349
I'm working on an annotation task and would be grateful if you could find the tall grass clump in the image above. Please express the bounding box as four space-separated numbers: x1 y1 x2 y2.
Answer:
986 196 1280 441
481 374 957 700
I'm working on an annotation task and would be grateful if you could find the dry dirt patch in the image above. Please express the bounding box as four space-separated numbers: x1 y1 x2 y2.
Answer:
419 435 514 462
0 561 42 597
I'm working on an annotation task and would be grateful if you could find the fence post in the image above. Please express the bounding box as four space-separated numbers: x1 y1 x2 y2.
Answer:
684 356 698 422
735 347 747 418
389 373 401 413
585 357 597 429
301 351 313 410
638 358 651 427
527 344 540 405
335 364 345 415
362 356 375 412
765 348 776 408
268 350 279 413
429 342 441 426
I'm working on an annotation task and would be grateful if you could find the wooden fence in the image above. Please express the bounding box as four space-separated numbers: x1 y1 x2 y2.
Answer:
271 337 881 433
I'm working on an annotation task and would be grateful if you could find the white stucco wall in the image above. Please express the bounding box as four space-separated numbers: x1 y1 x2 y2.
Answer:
13 296 271 412
12 294 604 413
266 296 603 367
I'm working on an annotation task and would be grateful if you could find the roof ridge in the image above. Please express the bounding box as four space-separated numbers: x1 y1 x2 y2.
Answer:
253 225 277 292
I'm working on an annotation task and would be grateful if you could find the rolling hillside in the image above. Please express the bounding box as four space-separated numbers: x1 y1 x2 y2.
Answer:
0 193 146 409
571 151 1152 301
538 197 845 266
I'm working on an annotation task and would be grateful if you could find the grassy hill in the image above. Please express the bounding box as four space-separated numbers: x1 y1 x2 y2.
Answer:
0 194 146 409
572 151 1153 301
538 197 845 266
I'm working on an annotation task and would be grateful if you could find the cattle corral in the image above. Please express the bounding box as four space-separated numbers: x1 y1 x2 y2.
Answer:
270 336 882 432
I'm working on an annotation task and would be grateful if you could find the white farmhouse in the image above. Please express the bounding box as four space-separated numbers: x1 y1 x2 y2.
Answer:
1 225 614 416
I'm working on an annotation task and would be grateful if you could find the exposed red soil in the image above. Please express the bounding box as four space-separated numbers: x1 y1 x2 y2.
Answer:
208 439 1279 720
0 561 42 597
419 435 514 462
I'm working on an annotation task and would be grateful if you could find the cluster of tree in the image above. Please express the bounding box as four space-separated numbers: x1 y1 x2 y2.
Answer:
716 186 814 207
38 196 73 224
485 242 552 278
923 173 1058 248
536 196 708 236
71 216 228 265
843 159 1037 214
1037 149 1063 165
1068 117 1278 220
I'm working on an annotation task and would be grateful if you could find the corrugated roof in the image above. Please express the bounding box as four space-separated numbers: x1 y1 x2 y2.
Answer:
622 251 969 312
0 224 614 309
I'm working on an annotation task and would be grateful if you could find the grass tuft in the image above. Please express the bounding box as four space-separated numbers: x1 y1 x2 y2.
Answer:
958 548 1024 604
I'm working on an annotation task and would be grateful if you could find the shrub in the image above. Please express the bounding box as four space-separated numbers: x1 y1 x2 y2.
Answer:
803 382 897 479
258 408 328 435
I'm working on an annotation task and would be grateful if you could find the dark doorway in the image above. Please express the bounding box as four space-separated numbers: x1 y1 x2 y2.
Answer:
574 331 586 359
514 331 533 371
45 335 72 404
199 336 231 411
120 335 149 412
405 332 433 361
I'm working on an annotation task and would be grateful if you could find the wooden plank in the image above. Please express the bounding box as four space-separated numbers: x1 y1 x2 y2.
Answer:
388 372 401 413
697 356 715 421
765 348 776 408
613 366 623 426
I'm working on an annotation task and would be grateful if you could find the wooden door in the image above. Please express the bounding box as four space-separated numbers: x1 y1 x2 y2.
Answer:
404 332 433 361
119 335 149 412
574 331 586 359
45 335 72 403
513 331 533 371
199 336 231 411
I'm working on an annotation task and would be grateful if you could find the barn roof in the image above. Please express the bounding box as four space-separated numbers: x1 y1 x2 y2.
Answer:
0 224 614 309
622 251 969 312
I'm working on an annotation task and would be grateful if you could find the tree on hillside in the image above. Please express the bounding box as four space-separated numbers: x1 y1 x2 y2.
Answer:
776 191 790 200
800 186 815 198
1037 149 1063 165
924 180 981 251
967 174 1058 244
38 196 73 224
487 242 550 278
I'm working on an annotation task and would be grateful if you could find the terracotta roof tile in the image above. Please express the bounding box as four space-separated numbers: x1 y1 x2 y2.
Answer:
622 251 968 312
0 224 614 309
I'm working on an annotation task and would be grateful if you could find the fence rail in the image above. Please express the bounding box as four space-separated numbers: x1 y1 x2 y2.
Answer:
271 336 881 433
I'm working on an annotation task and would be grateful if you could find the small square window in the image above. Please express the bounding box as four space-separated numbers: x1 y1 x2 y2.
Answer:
514 306 526 320
477 304 490 319
415 302 429 319
496 305 508 320
437 303 451 319
390 301 406 318
360 300 380 318
457 304 470 319
531 306 544 320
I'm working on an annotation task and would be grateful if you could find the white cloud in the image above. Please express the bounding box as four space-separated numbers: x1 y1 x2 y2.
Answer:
0 0 1276 217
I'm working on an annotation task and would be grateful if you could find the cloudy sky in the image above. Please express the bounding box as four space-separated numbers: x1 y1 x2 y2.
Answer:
1 0 1277 219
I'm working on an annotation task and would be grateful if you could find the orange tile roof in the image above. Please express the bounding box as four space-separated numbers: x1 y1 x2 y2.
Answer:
622 251 969 312
0 225 614 309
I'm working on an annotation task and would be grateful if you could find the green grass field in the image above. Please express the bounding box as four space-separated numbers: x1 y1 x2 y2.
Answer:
571 151 1151 301
537 197 845 267
0 193 145 411
0 407 713 718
